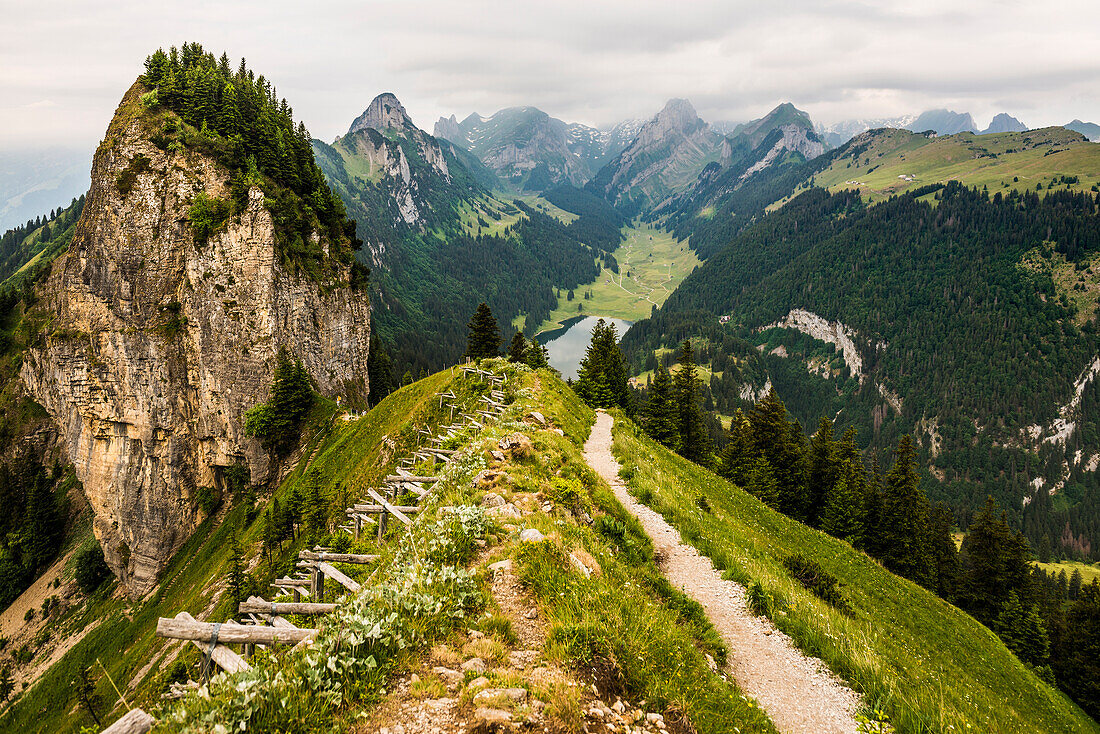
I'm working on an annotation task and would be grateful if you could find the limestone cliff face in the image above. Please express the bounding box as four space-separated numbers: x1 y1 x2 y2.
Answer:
21 85 370 596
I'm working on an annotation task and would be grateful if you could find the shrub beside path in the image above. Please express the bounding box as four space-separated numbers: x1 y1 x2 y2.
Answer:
584 410 862 734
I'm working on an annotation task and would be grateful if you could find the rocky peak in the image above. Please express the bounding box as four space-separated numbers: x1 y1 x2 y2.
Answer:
22 82 371 596
651 98 705 135
434 114 463 143
349 92 415 135
982 113 1028 135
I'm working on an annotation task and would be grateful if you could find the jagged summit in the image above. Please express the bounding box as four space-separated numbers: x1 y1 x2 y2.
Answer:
982 113 1027 135
728 102 816 149
430 105 626 189
652 98 704 132
349 92 415 135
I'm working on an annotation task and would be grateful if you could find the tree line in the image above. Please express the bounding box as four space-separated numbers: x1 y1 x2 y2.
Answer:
623 182 1100 561
571 320 1100 715
140 42 361 281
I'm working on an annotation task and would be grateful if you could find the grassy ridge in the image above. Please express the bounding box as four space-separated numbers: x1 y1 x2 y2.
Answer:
810 127 1100 204
0 374 456 733
609 412 1098 734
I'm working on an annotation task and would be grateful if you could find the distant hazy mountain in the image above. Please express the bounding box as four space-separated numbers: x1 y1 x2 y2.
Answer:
432 107 638 189
586 98 724 214
711 120 746 136
815 115 918 147
981 113 1028 135
1065 119 1100 142
905 109 978 135
0 147 91 231
656 102 826 238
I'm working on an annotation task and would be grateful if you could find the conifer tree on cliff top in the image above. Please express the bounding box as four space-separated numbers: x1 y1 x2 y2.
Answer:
465 303 501 360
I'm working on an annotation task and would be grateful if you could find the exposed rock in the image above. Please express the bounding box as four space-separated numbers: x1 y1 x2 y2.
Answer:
21 83 370 595
487 503 522 520
498 432 533 457
432 106 631 188
473 469 503 488
588 98 723 210
348 92 416 135
481 492 506 508
461 657 487 673
488 558 513 572
472 707 513 731
569 549 601 577
519 528 545 543
432 667 463 690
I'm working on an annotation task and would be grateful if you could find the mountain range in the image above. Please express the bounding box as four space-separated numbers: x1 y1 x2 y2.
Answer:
2 41 1100 733
433 106 641 189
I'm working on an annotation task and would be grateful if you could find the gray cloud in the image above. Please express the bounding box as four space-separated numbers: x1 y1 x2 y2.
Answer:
2 0 1099 150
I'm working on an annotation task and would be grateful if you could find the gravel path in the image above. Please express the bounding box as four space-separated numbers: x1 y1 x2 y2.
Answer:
584 411 862 734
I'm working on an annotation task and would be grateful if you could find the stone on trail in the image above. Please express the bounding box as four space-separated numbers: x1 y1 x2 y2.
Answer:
519 528 545 542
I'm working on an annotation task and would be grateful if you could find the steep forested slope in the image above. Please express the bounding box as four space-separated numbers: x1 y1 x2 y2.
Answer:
625 183 1100 556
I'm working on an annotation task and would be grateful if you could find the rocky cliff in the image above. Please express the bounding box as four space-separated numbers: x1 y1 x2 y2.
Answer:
21 83 371 596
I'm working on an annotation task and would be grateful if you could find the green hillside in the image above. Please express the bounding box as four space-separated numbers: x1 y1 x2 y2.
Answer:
812 126 1100 203
4 358 1097 732
610 412 1099 733
623 183 1100 555
2 364 779 733
313 118 615 381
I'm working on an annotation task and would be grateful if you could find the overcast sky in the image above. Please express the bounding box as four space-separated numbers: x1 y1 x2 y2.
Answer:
3 0 1100 150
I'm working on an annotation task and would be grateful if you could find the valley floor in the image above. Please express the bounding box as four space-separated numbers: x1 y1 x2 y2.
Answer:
535 223 700 334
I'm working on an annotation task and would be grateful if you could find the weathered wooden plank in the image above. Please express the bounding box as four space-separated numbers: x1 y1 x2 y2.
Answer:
385 475 438 483
316 561 362 593
168 613 253 673
240 600 336 615
298 551 380 564
273 575 310 587
101 708 155 734
347 504 419 513
368 488 413 526
157 613 314 645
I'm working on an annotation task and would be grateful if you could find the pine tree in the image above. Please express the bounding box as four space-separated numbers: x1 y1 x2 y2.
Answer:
958 496 1035 624
465 303 501 360
995 591 1050 666
746 457 781 509
367 331 396 406
0 665 13 703
508 330 527 362
261 502 280 559
644 365 679 450
1055 580 1100 718
575 319 630 410
930 502 960 600
718 408 753 484
76 666 101 727
1070 569 1083 600
806 417 838 527
673 340 711 464
748 390 805 518
226 538 244 613
820 462 865 544
879 435 933 587
524 339 550 369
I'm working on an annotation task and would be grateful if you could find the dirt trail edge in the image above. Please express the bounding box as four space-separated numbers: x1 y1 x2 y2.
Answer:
584 411 862 734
